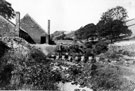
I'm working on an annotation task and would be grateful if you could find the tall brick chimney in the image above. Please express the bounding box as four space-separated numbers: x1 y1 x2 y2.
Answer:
46 20 50 44
15 12 20 36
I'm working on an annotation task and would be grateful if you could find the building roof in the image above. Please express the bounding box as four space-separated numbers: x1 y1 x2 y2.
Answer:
20 14 47 43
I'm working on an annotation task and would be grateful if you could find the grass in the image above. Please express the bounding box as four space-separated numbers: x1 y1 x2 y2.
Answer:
97 43 135 91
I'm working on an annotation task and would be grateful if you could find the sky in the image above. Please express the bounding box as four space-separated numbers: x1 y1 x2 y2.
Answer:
9 0 135 33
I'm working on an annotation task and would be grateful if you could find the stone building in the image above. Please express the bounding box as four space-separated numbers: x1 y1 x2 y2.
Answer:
0 13 47 44
0 15 35 44
20 14 47 44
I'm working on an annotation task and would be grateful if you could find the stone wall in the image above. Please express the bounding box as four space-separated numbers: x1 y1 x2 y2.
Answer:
0 16 18 37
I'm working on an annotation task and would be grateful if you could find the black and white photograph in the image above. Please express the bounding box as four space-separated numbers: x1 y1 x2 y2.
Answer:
0 0 135 91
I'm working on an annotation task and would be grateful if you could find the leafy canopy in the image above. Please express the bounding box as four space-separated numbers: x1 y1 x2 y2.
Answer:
100 6 128 23
97 6 132 42
75 23 97 40
97 20 132 42
0 0 15 19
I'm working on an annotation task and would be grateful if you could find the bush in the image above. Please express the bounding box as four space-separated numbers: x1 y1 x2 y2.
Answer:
94 41 108 55
99 44 135 63
90 64 122 91
66 62 134 91
0 45 61 90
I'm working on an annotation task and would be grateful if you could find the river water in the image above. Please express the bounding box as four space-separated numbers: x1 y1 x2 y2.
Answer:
58 82 93 91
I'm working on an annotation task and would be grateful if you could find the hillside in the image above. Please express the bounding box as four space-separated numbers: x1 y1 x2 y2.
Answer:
65 31 75 39
51 31 66 40
95 41 135 91
126 18 135 37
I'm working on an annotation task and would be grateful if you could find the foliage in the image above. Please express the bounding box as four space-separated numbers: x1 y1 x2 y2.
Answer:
53 6 134 91
75 23 97 40
0 0 15 19
84 40 108 62
66 62 134 91
94 41 108 55
68 44 84 55
96 6 132 43
55 44 67 55
90 64 122 91
99 44 135 63
75 6 130 43
55 44 84 56
84 41 93 48
97 19 132 43
0 44 61 90
100 6 128 23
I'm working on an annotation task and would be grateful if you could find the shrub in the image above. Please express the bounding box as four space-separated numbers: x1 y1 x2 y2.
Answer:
66 62 134 91
90 64 122 91
84 41 108 62
94 41 108 55
0 45 61 90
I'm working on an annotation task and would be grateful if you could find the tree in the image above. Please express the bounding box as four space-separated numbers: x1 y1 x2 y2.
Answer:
97 19 132 43
75 23 97 40
97 6 132 43
100 6 128 23
0 0 15 19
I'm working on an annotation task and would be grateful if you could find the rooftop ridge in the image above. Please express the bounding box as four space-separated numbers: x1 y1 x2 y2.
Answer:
21 13 47 34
